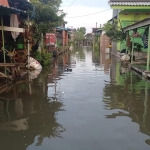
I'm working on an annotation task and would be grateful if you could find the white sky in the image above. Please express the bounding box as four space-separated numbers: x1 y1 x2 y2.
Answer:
60 0 113 33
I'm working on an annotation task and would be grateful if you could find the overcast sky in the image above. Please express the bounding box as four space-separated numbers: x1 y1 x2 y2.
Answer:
60 0 112 33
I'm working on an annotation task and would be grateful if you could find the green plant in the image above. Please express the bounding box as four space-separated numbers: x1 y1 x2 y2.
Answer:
103 19 126 42
41 51 52 65
134 43 143 53
35 51 42 62
30 0 66 41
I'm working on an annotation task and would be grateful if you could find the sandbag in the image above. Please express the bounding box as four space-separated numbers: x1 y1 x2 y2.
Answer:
121 54 130 62
28 57 42 70
29 69 42 79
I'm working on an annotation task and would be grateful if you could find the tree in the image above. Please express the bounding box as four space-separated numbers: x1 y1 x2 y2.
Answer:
74 27 87 43
77 27 86 35
103 19 126 42
74 31 84 42
30 0 66 40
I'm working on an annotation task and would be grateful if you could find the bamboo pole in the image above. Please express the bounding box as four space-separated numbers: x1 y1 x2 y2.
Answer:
143 81 148 124
146 25 150 71
27 15 30 69
1 15 6 74
126 32 128 54
131 37 134 64
1 15 6 63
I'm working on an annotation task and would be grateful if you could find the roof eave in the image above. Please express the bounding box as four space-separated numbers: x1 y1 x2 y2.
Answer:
0 5 27 15
109 2 150 6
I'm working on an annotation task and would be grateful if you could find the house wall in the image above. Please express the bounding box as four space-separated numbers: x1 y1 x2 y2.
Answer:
100 34 110 53
110 4 150 51
65 32 68 46
62 30 68 46
117 13 149 51
62 30 65 46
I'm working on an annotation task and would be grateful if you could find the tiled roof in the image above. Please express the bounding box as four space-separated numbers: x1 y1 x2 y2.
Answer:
110 0 150 1
109 0 150 6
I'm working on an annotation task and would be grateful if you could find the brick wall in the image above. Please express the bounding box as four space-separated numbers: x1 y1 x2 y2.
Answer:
100 35 110 52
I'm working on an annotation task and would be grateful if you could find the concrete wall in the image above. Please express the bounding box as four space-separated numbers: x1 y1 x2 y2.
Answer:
117 13 149 51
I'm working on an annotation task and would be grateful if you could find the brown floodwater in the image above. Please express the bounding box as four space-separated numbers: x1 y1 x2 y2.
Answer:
0 46 150 150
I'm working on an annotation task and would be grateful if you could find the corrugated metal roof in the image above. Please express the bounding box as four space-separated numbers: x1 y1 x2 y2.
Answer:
123 17 150 32
56 27 68 31
8 0 32 11
0 4 26 14
109 0 150 6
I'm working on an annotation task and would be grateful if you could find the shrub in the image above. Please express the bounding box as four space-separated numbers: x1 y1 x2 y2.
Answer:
41 52 52 66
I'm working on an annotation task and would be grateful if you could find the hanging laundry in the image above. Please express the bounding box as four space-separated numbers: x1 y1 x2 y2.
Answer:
142 27 149 49
10 14 20 41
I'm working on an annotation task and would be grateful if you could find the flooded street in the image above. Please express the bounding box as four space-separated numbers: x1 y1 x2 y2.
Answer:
0 46 150 150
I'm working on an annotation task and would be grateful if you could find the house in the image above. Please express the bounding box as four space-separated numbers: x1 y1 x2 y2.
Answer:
56 21 69 47
0 0 32 79
85 33 92 40
108 0 150 54
92 28 102 36
56 27 69 47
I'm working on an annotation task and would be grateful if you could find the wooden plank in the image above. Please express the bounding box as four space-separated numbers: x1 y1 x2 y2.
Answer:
0 26 25 33
0 63 16 67
0 63 25 67
0 72 10 79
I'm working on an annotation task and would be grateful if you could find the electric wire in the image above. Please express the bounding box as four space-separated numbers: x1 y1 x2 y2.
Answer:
65 0 77 10
66 8 111 18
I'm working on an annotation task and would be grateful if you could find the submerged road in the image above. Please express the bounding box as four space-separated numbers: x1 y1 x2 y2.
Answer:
0 46 150 150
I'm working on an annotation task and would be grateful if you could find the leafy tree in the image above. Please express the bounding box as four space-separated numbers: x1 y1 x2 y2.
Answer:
74 27 87 44
74 31 84 42
103 19 126 42
30 0 66 40
77 27 86 35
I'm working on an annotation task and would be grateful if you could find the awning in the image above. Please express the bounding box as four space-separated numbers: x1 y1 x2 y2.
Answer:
0 4 26 14
56 27 68 31
123 18 150 32
8 0 32 11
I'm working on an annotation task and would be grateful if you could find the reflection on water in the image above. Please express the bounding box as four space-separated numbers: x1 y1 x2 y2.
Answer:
0 46 150 149
104 56 150 147
0 67 65 149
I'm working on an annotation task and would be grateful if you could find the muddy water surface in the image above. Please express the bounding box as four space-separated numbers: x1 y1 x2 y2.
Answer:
0 46 150 150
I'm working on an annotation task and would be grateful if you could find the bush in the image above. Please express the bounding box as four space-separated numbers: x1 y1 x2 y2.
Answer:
35 51 42 62
35 50 52 66
41 52 52 66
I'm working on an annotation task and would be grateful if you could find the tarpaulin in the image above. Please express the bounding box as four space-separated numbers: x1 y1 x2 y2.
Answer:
46 33 56 46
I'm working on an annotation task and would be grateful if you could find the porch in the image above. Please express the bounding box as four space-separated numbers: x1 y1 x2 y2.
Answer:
123 18 150 79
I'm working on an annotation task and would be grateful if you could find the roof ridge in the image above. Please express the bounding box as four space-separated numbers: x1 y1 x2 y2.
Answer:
109 0 150 1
